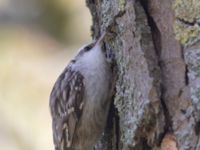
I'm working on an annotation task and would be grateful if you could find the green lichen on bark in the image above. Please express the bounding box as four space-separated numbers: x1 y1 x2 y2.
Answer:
101 1 114 29
174 0 200 22
114 35 138 148
173 0 200 46
113 1 162 149
118 0 126 12
174 21 200 45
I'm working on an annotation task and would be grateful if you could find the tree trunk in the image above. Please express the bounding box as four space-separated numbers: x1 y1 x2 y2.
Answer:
86 0 200 149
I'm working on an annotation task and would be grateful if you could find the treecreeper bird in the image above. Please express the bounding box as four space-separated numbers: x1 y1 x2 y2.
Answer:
49 32 112 150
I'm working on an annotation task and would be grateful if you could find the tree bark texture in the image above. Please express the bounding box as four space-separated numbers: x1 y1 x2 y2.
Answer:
86 0 200 150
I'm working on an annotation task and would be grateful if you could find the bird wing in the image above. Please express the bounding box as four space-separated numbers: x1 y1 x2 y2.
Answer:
49 67 85 149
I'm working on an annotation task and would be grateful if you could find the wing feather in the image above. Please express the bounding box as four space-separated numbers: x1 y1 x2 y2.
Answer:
50 67 85 149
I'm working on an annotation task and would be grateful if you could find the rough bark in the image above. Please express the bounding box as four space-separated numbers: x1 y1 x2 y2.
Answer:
86 0 200 150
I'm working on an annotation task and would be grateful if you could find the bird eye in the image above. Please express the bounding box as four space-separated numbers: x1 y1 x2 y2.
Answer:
84 43 95 52
71 59 76 63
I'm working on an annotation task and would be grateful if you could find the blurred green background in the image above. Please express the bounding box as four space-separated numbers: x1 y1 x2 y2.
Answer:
0 0 91 150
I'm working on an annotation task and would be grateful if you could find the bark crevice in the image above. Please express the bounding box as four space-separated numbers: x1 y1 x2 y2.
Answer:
139 0 174 145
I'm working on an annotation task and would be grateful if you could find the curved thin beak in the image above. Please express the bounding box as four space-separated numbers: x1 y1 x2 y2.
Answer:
95 32 106 46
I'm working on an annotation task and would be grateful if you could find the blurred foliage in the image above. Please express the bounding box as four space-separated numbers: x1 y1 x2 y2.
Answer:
0 0 91 44
38 0 92 44
0 0 91 150
38 0 69 42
